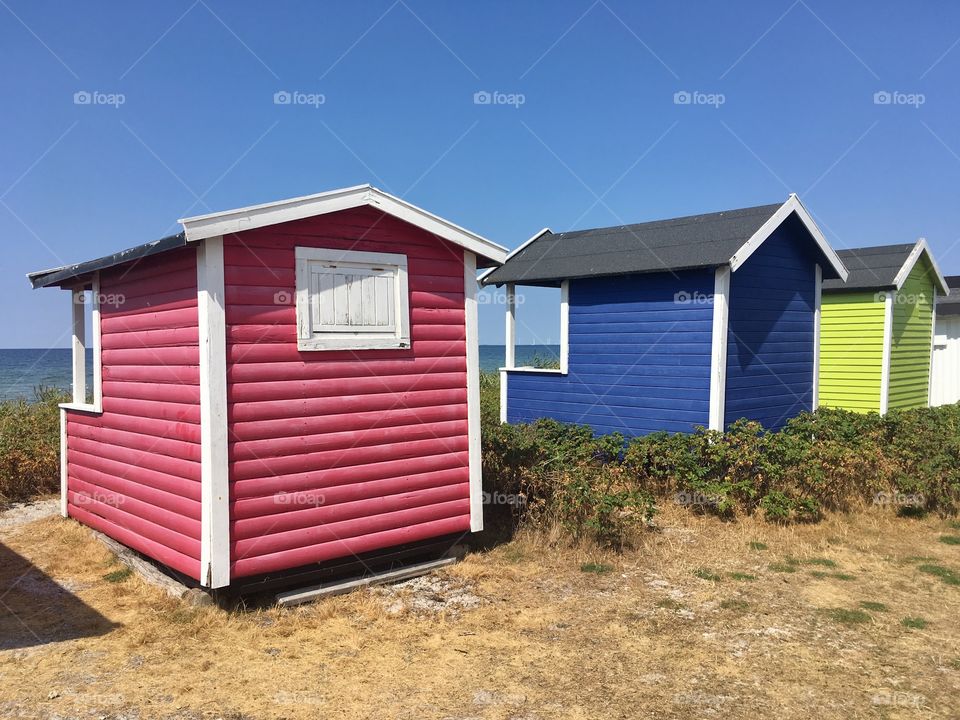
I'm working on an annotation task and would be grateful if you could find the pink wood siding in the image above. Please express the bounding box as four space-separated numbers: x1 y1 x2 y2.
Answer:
225 206 470 578
65 248 203 580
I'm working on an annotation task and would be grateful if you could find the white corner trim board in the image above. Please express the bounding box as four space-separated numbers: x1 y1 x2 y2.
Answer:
880 290 894 415
197 236 230 589
813 263 822 411
60 408 68 517
464 250 484 532
181 184 508 266
709 266 731 431
729 195 848 282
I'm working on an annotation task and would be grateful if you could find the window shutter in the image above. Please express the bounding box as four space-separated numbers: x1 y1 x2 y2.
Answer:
294 248 410 350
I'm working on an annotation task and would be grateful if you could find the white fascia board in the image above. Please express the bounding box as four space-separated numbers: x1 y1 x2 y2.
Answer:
892 238 949 295
729 195 849 281
180 185 508 265
478 227 551 286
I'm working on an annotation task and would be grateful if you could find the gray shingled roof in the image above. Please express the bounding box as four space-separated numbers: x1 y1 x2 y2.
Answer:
939 275 960 316
481 203 786 286
821 244 915 292
27 233 188 288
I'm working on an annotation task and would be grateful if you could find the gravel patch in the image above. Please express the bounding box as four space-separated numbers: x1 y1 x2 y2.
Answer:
0 499 58 532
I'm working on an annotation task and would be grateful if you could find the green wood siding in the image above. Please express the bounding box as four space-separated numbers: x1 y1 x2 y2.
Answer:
888 258 936 410
819 292 885 412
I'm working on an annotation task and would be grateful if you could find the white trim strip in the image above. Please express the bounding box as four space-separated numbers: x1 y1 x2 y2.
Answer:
197 236 230 588
90 275 103 411
70 288 85 405
464 250 484 532
478 227 551 285
500 367 565 374
560 280 570 374
928 286 937 407
813 263 822 411
60 408 67 517
499 369 508 424
729 195 848 281
504 283 516 369
892 238 949 295
709 266 731 431
880 290 894 415
180 185 508 265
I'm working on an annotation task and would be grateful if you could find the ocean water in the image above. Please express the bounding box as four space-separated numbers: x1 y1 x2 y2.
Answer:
0 345 559 402
0 349 93 402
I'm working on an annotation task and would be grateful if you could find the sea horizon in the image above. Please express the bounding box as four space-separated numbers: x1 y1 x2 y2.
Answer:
0 345 561 402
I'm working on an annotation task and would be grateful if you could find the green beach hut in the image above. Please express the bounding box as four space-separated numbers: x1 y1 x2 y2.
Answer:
819 239 948 414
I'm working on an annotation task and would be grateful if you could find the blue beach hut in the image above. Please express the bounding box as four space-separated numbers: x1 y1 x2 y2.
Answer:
480 195 849 436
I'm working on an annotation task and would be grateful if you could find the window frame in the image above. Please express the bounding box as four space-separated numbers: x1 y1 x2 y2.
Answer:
60 274 103 414
294 247 411 351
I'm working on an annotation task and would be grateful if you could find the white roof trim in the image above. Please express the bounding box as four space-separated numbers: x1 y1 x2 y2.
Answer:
728 194 848 281
892 237 949 294
179 184 508 264
478 227 551 285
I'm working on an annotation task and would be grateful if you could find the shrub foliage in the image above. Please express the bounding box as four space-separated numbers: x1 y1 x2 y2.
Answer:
481 372 960 541
0 387 69 505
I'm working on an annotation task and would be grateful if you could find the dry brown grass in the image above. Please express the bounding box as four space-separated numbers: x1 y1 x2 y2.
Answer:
2 503 960 719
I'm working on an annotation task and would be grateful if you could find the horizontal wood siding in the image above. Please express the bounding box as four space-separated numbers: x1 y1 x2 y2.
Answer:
818 292 885 413
224 206 470 578
65 247 202 580
506 270 714 436
889 257 936 410
724 217 816 429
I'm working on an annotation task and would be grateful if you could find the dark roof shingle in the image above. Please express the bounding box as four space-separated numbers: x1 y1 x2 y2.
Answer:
938 275 960 315
820 244 915 292
481 203 784 286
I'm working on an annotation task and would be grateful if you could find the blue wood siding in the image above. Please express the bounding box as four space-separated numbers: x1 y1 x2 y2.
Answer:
506 269 714 436
724 218 816 429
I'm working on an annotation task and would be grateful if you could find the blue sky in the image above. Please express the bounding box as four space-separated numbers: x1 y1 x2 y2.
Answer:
2 0 959 348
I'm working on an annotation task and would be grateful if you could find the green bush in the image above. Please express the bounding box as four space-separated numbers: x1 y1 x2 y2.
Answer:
0 387 69 505
481 379 960 534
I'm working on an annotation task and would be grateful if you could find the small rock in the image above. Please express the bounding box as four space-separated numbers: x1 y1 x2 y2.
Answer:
47 691 59 700
180 587 214 607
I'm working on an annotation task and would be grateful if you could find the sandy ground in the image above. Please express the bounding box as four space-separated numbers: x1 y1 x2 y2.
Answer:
1 499 959 719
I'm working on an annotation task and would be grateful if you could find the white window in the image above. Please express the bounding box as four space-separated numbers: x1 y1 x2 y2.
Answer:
295 247 411 350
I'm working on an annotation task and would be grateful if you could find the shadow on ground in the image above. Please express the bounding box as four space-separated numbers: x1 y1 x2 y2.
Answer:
0 542 118 649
